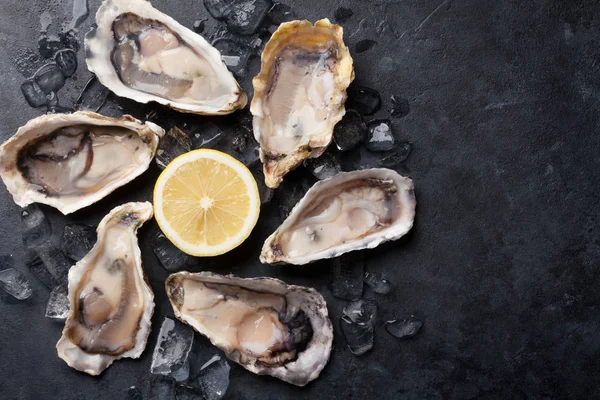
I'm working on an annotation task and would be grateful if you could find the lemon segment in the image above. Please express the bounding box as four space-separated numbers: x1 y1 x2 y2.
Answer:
153 149 260 256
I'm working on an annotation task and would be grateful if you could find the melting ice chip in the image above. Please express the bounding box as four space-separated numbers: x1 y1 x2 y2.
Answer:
341 299 377 356
363 272 392 295
45 284 70 320
151 317 195 381
0 267 33 300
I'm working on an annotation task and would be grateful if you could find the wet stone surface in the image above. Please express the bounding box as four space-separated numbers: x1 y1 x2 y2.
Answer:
2 0 600 399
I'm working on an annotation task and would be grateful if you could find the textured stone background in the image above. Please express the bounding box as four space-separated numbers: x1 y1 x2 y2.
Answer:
0 0 599 399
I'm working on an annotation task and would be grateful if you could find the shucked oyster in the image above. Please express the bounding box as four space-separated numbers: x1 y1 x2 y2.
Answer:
57 202 154 375
261 169 416 265
166 271 333 386
0 111 163 214
86 0 247 115
251 19 354 188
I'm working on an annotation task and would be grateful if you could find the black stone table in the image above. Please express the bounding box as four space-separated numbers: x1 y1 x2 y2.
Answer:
0 0 599 399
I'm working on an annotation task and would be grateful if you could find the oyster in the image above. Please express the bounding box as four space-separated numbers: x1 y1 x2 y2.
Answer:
166 271 333 386
85 0 247 115
56 202 154 375
251 19 354 188
0 111 163 214
261 168 416 265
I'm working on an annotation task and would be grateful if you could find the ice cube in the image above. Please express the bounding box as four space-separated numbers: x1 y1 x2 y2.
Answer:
25 249 58 289
212 38 253 76
186 339 231 400
60 224 96 261
363 272 392 294
377 142 411 167
267 3 296 24
21 80 48 107
333 109 367 151
21 204 52 248
151 317 195 381
304 152 341 180
45 284 69 320
341 299 377 356
54 49 77 77
225 0 272 36
156 127 192 170
34 63 65 94
365 119 395 152
203 0 234 20
0 266 33 301
193 355 230 400
149 376 176 400
75 75 110 112
389 95 410 118
34 244 72 285
330 252 364 301
385 317 423 339
175 384 202 400
347 86 381 116
151 229 194 272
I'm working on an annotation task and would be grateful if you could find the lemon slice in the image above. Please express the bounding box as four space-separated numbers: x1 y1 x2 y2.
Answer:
154 149 260 256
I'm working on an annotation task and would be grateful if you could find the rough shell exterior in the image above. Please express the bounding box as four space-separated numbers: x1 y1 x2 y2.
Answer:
85 0 247 115
0 111 163 215
166 271 333 386
260 168 417 265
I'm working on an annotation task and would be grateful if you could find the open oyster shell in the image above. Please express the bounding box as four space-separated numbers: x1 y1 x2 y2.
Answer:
56 202 155 375
85 0 247 115
261 168 416 265
251 19 354 188
166 271 333 386
0 111 163 214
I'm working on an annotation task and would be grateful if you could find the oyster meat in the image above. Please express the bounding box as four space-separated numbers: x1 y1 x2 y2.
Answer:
0 111 163 214
261 168 416 265
166 271 333 386
251 19 354 188
56 202 154 375
86 0 247 115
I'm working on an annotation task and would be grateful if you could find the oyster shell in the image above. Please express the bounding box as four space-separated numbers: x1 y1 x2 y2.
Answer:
251 19 354 188
261 168 416 265
56 202 154 375
85 0 247 115
0 111 163 215
166 271 333 386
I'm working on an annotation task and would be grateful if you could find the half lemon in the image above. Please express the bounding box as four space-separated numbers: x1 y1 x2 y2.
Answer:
154 149 260 256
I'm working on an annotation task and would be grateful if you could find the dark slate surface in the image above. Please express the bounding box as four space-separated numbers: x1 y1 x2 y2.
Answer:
0 0 599 399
